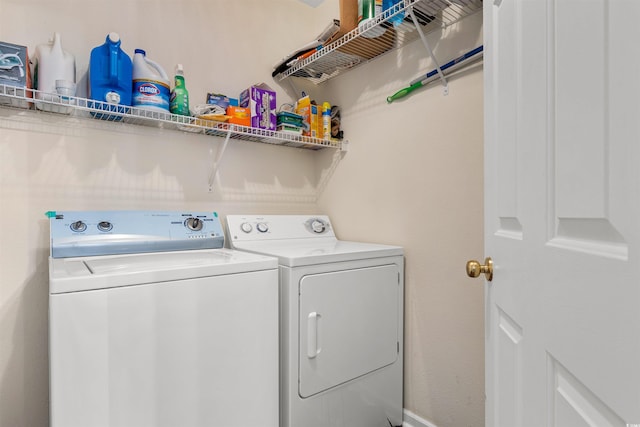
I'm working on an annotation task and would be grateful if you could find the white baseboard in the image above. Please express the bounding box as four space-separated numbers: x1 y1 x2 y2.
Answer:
403 409 439 427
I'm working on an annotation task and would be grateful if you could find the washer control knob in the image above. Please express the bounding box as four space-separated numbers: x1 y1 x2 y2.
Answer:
70 221 87 232
240 222 253 233
311 219 326 234
185 217 203 231
256 222 269 233
97 221 113 232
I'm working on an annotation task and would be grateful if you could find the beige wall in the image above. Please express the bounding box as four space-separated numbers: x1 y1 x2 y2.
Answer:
0 1 483 426
314 12 485 427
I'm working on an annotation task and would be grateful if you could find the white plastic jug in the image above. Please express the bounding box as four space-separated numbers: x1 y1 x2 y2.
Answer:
35 32 75 107
132 49 170 112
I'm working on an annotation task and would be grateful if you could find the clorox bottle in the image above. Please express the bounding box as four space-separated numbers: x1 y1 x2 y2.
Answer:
132 49 170 112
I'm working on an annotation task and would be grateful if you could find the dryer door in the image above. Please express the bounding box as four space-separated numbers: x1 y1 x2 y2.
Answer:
298 264 399 398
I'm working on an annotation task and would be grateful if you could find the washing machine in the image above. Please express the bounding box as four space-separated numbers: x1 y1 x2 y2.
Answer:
226 214 404 427
48 210 279 427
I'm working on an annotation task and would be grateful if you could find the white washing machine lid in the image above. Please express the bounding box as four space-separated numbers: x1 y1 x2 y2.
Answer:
230 239 403 267
49 248 277 294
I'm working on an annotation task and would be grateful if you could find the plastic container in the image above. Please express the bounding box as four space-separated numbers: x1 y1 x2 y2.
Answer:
358 0 384 38
322 102 331 140
383 0 405 27
132 49 170 112
34 32 75 110
170 64 190 116
88 32 133 118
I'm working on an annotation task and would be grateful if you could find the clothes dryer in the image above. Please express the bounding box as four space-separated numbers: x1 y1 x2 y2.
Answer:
48 210 279 427
226 214 404 427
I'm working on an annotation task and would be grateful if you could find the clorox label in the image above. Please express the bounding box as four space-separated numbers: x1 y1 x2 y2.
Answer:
133 79 170 111
139 83 160 96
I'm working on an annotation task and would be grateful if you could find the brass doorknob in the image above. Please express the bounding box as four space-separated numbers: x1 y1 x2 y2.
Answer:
466 257 493 281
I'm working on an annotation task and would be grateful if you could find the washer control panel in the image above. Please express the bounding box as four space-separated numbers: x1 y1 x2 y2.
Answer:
227 215 335 242
49 210 225 258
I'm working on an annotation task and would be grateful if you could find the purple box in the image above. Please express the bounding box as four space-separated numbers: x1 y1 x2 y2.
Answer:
239 83 276 130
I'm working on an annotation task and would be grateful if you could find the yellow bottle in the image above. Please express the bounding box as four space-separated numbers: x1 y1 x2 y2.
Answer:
322 102 331 140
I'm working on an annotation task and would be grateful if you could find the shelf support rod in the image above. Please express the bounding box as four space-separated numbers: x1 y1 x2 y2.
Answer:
408 5 449 95
287 78 301 101
208 128 232 192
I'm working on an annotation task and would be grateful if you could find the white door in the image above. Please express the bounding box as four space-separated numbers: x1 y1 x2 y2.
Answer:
482 1 640 426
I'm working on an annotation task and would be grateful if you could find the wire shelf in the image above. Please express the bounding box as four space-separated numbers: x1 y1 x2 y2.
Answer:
0 84 343 151
277 0 483 84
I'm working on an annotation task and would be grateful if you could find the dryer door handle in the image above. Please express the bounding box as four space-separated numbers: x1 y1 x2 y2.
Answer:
307 312 321 358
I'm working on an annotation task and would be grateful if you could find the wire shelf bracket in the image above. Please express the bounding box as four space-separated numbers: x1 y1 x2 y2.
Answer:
408 5 449 95
208 129 232 192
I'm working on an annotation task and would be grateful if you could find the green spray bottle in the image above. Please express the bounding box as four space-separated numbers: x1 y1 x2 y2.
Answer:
170 64 190 116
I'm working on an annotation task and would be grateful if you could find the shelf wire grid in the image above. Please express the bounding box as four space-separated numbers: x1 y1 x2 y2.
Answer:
0 84 341 151
278 0 483 84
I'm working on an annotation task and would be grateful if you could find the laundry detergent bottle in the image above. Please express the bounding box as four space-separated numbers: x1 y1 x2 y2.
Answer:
34 32 75 106
88 32 133 111
132 49 170 112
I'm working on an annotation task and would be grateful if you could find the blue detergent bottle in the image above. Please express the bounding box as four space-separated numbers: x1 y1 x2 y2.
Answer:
383 0 405 27
88 32 132 119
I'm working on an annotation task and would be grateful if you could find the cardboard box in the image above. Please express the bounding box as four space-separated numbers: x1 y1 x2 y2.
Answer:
227 105 251 127
295 95 311 136
207 93 230 109
310 104 319 138
239 83 276 130
0 41 33 108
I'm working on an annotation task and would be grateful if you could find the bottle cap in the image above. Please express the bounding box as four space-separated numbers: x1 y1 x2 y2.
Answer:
108 32 120 43
176 64 184 75
134 48 146 55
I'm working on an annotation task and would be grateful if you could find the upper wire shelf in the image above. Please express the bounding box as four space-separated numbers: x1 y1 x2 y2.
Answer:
277 0 483 84
0 84 343 151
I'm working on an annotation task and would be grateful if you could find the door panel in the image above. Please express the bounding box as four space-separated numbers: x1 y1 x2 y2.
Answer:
548 357 626 427
550 0 628 260
494 0 523 239
495 309 523 427
485 0 640 425
554 0 608 219
298 265 399 398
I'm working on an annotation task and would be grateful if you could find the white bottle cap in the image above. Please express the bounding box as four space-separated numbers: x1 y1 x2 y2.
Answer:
108 32 120 43
176 64 184 75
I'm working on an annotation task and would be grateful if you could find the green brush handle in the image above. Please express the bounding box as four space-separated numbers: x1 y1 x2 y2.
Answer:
387 81 423 103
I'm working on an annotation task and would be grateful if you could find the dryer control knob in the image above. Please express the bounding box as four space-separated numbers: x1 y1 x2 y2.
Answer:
185 217 204 231
70 220 87 232
240 222 253 233
311 219 326 233
256 222 269 233
97 221 113 232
